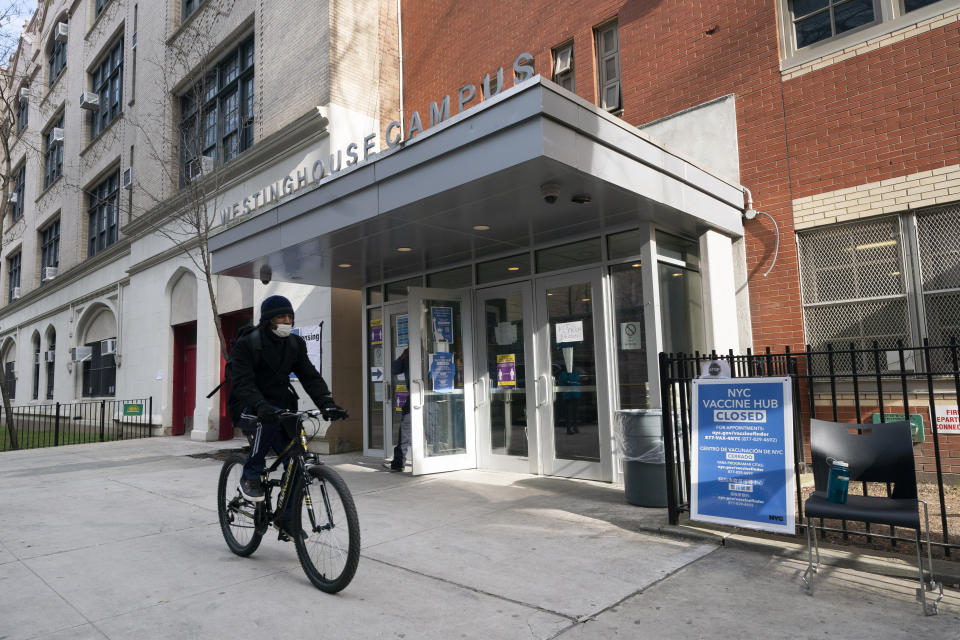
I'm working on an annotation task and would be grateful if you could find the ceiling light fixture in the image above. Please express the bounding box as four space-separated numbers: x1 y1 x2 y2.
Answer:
473 225 490 231
507 266 520 271
581 298 591 302
338 263 352 268
397 247 412 252
631 263 641 268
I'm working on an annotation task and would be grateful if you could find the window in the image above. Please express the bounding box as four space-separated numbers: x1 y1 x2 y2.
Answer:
656 233 705 356
11 164 25 221
90 39 124 139
82 339 116 397
16 93 27 133
182 0 199 21
41 220 60 282
916 204 960 353
4 360 15 400
49 35 67 85
88 171 119 257
904 0 940 9
44 114 64 189
594 21 621 112
791 0 876 49
46 331 55 400
95 0 110 17
179 36 254 186
8 251 21 303
552 41 574 92
32 338 40 400
610 262 648 409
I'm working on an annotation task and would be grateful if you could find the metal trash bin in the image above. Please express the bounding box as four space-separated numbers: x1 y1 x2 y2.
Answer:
615 409 667 507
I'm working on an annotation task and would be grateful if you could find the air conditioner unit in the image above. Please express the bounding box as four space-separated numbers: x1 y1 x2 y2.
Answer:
122 167 133 190
43 266 58 281
200 155 215 174
11 287 21 300
101 338 117 355
18 87 29 102
44 350 56 363
79 92 100 110
70 346 93 362
7 193 17 205
51 128 64 147
34 352 40 365
54 22 68 43
554 47 572 75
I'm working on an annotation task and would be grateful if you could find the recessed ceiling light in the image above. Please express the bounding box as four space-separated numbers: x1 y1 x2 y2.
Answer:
338 263 352 268
473 225 490 231
631 263 641 268
397 247 412 252
507 266 520 271
672 272 683 277
581 298 590 302
547 293 553 296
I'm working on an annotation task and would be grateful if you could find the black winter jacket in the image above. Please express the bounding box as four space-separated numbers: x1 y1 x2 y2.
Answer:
227 324 333 421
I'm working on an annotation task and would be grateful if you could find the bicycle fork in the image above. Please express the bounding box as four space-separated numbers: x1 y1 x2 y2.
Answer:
302 471 335 533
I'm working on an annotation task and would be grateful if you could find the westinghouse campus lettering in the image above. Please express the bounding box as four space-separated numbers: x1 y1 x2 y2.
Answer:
220 52 535 227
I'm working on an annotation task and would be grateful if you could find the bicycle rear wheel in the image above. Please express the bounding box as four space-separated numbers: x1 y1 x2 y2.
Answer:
218 453 264 556
294 464 360 593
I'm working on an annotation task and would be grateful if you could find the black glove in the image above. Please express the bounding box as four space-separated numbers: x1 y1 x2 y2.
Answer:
321 404 349 421
257 404 281 423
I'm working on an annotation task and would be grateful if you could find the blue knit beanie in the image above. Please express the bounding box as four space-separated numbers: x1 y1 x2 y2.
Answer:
260 295 294 322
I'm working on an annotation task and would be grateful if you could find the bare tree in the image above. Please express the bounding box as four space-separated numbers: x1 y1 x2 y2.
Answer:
0 0 35 449
124 0 244 362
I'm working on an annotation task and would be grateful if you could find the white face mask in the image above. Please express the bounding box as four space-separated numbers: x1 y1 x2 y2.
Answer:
271 323 293 338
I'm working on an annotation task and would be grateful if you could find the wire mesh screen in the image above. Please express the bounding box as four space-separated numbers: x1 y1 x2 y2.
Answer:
924 292 960 369
917 204 960 293
804 299 910 372
798 217 904 304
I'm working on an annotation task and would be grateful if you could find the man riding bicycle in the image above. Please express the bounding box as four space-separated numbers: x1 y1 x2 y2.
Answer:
227 295 347 539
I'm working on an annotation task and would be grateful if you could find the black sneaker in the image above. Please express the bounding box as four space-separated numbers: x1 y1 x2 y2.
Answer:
275 519 307 542
239 477 264 502
382 459 404 471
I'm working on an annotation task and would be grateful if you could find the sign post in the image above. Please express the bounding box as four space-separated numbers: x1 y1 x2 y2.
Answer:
690 377 795 534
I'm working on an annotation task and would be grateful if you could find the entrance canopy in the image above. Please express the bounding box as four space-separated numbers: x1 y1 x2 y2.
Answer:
209 78 745 288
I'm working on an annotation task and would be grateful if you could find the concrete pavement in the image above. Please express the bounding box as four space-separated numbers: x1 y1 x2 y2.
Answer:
1 436 957 640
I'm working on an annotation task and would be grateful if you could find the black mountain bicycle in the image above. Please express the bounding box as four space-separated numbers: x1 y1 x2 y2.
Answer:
217 410 360 593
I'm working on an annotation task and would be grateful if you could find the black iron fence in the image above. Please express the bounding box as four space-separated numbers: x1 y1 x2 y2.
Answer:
660 339 960 558
0 397 153 451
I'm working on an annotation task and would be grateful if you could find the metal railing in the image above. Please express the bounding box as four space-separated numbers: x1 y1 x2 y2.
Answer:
660 339 959 557
0 397 153 451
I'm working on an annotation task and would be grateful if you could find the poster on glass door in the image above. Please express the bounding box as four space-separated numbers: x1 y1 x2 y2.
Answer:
431 307 454 344
430 352 455 393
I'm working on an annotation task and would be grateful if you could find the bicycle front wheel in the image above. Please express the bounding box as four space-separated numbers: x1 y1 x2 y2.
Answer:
294 464 360 593
218 453 263 556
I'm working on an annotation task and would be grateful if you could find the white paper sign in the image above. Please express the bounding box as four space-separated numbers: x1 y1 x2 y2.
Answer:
935 405 960 434
495 321 517 345
370 366 384 382
291 324 323 379
620 321 643 350
555 321 583 343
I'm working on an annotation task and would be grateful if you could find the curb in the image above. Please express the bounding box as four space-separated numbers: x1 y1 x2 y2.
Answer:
632 521 960 586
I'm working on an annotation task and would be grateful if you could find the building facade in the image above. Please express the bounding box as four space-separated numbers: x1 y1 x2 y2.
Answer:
0 0 399 446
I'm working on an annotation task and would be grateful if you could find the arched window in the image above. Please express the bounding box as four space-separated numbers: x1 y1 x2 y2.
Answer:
45 328 56 400
31 333 40 400
82 309 117 398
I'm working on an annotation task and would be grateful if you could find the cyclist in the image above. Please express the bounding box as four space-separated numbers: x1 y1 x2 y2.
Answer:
227 294 347 539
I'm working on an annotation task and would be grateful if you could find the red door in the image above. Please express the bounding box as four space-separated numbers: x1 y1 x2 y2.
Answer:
219 310 254 440
172 323 198 436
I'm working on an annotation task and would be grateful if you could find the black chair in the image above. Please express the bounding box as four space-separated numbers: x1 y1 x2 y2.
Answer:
801 419 942 615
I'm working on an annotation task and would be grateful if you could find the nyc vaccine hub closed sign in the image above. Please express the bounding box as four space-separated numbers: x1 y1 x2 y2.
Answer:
691 377 796 534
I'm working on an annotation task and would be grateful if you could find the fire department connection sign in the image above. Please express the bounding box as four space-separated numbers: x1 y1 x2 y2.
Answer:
691 377 796 534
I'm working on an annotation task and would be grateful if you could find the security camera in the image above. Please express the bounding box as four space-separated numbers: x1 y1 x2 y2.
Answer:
540 182 561 204
259 264 272 285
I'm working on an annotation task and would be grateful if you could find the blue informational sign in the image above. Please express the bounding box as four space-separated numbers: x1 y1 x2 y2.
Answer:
396 315 409 347
431 307 454 344
691 377 795 534
430 352 455 393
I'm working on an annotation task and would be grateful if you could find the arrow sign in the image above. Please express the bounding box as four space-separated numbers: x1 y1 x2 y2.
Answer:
371 367 384 381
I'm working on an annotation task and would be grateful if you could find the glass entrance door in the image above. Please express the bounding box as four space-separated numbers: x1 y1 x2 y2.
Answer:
407 288 476 475
534 270 613 481
474 283 538 474
366 303 407 457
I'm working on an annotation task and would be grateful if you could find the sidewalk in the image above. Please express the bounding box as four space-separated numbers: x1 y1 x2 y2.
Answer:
1 437 957 640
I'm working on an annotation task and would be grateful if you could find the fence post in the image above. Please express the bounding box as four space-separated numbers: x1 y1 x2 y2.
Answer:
99 400 106 442
149 397 153 437
660 352 680 526
54 402 60 447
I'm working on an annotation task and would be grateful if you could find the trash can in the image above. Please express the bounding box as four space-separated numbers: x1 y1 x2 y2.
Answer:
615 409 667 507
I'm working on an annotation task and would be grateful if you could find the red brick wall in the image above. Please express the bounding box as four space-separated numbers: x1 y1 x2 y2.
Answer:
399 1 960 352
